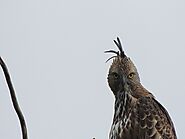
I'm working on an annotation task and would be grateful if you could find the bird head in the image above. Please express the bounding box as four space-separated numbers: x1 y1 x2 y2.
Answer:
105 37 140 97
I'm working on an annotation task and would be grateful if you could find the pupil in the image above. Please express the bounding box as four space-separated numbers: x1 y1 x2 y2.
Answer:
114 73 118 78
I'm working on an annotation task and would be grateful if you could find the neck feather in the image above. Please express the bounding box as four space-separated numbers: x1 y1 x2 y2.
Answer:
130 83 154 98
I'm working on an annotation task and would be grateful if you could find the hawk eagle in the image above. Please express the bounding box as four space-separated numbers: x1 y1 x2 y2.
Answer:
105 37 177 139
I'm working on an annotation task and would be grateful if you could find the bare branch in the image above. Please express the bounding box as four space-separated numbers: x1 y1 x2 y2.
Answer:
0 57 28 139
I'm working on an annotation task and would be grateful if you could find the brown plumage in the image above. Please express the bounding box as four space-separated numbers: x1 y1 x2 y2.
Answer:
105 37 177 139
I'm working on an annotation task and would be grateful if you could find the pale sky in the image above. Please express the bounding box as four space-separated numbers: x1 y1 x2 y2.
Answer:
0 0 185 138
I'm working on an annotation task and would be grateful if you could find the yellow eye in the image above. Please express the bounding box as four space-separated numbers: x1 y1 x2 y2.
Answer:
128 73 135 79
113 73 119 79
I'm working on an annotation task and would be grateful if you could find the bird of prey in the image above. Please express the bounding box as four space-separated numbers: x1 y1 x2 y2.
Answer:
105 37 177 139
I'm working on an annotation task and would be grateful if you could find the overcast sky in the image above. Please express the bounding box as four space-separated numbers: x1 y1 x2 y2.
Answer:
0 0 185 138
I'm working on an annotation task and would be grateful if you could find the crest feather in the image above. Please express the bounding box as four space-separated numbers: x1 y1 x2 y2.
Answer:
105 37 126 62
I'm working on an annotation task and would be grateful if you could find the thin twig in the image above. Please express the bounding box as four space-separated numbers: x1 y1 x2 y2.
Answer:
0 57 28 139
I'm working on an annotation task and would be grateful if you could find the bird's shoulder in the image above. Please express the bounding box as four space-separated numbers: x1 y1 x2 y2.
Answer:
133 96 177 139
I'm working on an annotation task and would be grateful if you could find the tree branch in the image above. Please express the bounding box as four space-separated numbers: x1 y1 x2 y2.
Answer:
0 57 28 139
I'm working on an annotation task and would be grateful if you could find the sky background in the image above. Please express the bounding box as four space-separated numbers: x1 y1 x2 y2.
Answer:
0 0 185 138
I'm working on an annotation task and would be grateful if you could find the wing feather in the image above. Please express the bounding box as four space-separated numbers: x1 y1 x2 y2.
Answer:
135 97 177 139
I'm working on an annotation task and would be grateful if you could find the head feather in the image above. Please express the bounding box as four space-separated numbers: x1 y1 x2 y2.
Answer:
105 37 126 62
